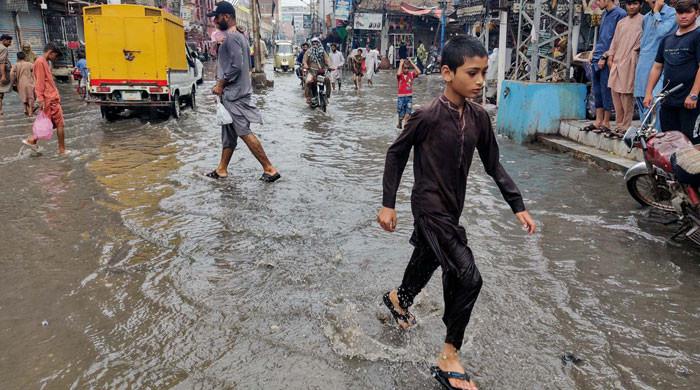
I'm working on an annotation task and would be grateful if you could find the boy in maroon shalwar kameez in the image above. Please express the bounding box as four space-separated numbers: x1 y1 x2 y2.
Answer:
377 36 536 390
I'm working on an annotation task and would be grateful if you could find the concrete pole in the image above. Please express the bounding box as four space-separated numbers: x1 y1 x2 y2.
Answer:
497 10 508 105
252 0 263 73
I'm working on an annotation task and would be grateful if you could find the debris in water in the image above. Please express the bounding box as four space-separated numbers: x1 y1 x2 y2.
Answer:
561 352 583 366
41 320 49 327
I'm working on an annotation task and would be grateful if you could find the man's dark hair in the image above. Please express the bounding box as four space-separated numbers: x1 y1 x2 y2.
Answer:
44 42 61 55
302 42 309 47
441 35 487 72
0 34 11 41
331 43 337 48
17 52 26 60
676 0 699 13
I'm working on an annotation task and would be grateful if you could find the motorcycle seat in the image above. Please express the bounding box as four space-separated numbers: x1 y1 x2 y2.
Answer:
673 146 700 186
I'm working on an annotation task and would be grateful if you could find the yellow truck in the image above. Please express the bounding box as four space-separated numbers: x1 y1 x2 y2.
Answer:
83 4 198 120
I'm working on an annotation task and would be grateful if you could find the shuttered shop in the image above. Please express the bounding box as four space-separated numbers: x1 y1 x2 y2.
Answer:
0 12 19 65
18 5 46 56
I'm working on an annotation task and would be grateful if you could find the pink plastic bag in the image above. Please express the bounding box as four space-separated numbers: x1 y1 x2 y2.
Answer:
32 111 53 140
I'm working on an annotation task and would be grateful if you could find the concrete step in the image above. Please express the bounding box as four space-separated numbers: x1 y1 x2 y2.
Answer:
559 119 645 162
538 135 638 172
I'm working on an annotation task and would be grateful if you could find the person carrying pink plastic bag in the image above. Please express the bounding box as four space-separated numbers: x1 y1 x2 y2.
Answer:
22 43 66 154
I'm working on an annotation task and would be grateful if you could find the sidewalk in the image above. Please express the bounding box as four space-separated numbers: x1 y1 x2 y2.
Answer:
537 119 644 172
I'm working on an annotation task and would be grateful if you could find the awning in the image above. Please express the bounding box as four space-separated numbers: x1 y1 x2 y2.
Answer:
400 2 442 18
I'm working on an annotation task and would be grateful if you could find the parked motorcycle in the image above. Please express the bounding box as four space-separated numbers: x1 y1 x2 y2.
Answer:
623 83 700 245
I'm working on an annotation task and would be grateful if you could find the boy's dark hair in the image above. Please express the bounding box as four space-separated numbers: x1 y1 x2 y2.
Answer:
676 0 699 13
441 35 488 72
16 52 26 60
44 42 61 56
625 0 641 3
0 34 11 41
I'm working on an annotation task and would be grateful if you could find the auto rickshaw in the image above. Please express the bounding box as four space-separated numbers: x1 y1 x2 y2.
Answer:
273 40 294 72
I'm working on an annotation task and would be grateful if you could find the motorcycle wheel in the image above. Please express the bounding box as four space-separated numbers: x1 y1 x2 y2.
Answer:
319 94 327 112
626 173 675 212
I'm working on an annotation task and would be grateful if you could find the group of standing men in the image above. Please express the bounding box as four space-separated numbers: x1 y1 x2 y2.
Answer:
588 0 700 144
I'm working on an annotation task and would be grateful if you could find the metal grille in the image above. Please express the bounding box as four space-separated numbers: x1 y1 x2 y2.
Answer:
1 0 29 12
509 0 578 82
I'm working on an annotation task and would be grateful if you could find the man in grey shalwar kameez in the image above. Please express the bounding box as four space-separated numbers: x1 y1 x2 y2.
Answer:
206 2 280 182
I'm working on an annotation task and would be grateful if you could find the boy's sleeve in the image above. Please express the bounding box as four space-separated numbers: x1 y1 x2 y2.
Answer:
476 110 526 213
382 112 426 209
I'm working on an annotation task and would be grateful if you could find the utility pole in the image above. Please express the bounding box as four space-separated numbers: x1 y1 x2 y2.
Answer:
251 0 272 87
439 0 447 51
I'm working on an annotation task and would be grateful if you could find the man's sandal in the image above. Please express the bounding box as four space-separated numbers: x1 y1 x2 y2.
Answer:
430 366 473 390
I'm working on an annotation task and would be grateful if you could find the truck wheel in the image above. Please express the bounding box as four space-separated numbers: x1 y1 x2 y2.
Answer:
101 106 118 122
171 93 181 119
188 87 197 110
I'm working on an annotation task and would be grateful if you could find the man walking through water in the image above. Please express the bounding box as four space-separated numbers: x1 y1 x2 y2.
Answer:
377 36 536 390
206 2 280 182
23 43 66 154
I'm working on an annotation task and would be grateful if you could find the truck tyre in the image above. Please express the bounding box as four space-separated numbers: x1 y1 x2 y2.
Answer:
188 87 196 110
101 106 118 122
171 92 181 119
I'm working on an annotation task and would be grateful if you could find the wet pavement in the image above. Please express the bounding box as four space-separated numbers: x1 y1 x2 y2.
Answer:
1 65 699 389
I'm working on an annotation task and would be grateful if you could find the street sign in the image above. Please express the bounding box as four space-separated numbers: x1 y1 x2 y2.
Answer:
353 13 383 30
303 14 311 29
455 0 486 23
335 0 351 21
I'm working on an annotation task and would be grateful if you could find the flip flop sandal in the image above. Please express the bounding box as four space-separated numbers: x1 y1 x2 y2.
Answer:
382 292 417 329
260 172 281 182
581 124 598 132
594 126 611 134
430 366 472 390
205 170 227 179
21 139 38 151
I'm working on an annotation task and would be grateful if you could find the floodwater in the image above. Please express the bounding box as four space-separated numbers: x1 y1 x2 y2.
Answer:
1 65 699 390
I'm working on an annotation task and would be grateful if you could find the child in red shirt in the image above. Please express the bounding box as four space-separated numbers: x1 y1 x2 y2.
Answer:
396 58 421 129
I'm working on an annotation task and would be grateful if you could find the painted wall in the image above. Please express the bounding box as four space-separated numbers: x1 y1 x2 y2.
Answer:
496 80 587 143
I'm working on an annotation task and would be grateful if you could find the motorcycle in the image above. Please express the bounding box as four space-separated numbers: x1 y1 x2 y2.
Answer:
424 52 439 74
295 62 304 87
623 83 700 245
308 68 331 112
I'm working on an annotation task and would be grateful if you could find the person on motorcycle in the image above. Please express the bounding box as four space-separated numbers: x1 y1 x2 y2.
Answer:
296 42 309 66
303 37 332 106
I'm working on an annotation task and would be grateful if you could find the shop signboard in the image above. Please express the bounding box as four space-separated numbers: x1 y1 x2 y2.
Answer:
455 0 486 23
294 15 304 31
353 13 383 30
303 14 312 29
335 0 351 21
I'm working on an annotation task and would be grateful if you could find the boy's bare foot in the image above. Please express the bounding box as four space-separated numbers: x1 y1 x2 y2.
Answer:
58 148 67 155
437 347 478 390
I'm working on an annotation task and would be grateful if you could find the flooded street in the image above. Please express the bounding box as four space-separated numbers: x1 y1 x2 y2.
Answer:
1 66 699 389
